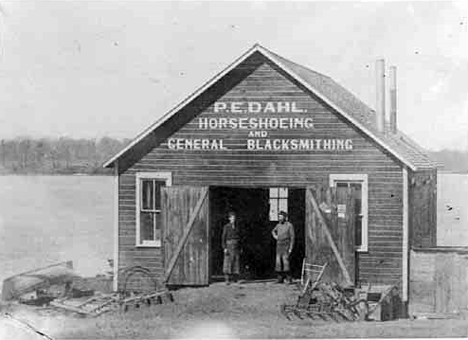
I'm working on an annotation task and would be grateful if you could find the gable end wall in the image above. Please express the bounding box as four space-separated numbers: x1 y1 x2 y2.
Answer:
117 56 404 289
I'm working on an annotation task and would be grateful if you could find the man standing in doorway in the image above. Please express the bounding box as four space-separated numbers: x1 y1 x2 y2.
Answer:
222 211 240 285
272 211 295 283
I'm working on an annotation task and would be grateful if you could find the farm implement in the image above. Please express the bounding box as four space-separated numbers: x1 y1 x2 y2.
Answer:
280 282 369 321
280 260 401 322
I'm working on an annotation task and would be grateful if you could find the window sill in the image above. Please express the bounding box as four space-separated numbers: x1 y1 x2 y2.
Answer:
136 241 161 248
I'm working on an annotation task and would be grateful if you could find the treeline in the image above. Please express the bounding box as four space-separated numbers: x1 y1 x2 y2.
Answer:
0 137 131 175
428 149 468 173
0 137 466 175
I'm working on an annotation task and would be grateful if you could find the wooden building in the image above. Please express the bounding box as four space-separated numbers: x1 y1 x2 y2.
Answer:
104 44 437 307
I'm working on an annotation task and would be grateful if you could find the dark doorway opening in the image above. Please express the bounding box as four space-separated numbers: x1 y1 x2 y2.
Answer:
209 186 305 282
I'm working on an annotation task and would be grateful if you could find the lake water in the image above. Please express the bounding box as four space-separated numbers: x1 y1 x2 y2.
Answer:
0 173 467 289
437 173 468 246
0 175 114 289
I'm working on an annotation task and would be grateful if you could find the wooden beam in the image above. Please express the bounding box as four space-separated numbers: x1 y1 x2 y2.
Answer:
164 188 208 283
306 188 353 286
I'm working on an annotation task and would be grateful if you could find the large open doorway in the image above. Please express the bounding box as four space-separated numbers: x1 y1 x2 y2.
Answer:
209 186 305 282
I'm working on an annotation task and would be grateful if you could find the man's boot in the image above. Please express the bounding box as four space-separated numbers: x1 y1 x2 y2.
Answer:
225 274 230 285
286 273 293 284
276 272 284 284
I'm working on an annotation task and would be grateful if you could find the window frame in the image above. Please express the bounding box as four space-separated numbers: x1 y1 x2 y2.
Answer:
269 187 288 221
329 174 368 252
135 172 172 247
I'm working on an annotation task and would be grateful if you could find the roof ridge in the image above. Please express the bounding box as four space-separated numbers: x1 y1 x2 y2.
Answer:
261 47 435 169
260 46 377 121
104 44 435 170
260 46 332 80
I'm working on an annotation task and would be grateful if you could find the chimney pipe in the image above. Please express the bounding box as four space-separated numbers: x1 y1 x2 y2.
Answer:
375 59 386 133
389 65 397 134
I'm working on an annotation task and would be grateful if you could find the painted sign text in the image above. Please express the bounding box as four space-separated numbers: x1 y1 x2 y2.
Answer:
214 101 306 113
166 101 354 152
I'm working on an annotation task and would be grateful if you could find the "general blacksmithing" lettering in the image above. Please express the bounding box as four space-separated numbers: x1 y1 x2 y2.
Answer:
167 138 353 151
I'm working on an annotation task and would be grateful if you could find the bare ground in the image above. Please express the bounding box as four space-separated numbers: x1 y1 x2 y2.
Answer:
2 282 468 339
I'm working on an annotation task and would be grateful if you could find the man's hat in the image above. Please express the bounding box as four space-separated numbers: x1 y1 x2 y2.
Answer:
227 211 236 217
279 211 288 218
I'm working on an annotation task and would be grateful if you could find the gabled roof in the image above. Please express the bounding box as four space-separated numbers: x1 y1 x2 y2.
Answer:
104 44 436 170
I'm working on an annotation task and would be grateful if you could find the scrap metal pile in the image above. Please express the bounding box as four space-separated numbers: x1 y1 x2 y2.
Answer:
281 282 369 321
2 262 174 318
281 281 398 322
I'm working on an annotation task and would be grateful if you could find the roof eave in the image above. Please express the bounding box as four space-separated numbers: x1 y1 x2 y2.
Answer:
256 46 418 171
102 44 265 169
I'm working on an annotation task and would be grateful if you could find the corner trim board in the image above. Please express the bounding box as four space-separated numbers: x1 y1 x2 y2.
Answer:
402 167 409 301
113 164 119 292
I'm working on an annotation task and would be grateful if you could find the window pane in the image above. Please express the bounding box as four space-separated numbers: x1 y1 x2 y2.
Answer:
278 198 288 214
141 180 154 210
355 216 362 247
336 182 348 188
354 198 362 216
279 188 288 198
154 180 165 210
350 183 362 215
155 211 162 242
350 183 362 198
269 188 279 198
269 199 278 221
336 184 348 204
140 212 155 242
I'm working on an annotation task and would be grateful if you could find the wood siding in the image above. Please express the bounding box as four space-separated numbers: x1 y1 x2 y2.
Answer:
409 248 468 316
408 169 437 248
118 54 404 289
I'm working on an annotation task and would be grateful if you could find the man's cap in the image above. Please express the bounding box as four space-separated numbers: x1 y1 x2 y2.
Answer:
279 210 288 218
227 211 236 217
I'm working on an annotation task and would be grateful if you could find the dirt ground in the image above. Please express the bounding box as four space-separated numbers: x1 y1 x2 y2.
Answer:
2 282 468 339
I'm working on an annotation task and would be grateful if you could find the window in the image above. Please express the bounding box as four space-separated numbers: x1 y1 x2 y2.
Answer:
329 174 368 252
136 172 172 247
269 187 288 221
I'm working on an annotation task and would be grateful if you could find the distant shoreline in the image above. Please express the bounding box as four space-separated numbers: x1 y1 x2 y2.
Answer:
438 171 468 175
0 137 466 174
0 171 466 176
0 172 112 176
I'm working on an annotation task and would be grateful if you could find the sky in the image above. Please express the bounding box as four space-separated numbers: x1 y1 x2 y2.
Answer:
0 1 467 151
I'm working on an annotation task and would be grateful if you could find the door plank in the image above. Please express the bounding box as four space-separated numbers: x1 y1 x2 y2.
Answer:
164 187 208 283
306 187 353 286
